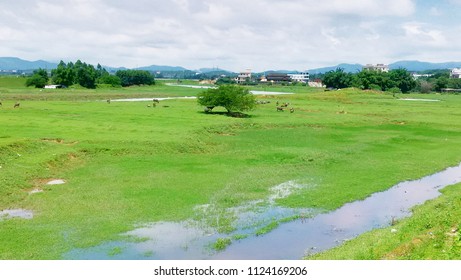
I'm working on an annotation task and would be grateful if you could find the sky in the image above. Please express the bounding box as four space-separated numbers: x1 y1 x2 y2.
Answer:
1 0 461 72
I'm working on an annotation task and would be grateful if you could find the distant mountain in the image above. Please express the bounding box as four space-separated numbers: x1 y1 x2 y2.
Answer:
0 57 57 70
389 60 461 71
4 57 461 74
308 63 363 74
135 65 188 72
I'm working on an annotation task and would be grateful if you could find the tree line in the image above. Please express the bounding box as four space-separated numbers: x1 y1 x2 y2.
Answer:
26 60 155 89
416 69 461 93
321 68 461 93
322 68 416 93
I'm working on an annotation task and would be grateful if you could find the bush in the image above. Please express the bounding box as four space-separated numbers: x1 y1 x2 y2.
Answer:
25 68 48 88
387 87 402 94
97 75 122 87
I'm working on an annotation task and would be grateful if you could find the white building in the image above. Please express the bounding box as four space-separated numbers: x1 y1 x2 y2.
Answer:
450 68 461 78
236 69 252 83
288 72 309 83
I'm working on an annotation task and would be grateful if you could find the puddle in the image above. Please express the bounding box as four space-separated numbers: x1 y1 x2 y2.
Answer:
250 90 294 95
0 209 34 220
398 98 440 102
110 97 196 102
66 163 461 259
47 179 66 185
165 83 216 89
65 221 223 260
29 188 43 194
66 180 315 259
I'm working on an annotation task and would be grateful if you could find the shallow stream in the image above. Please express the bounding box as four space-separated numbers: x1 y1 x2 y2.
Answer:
66 163 461 259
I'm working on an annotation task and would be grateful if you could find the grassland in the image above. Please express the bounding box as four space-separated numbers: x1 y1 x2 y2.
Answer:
1 76 461 259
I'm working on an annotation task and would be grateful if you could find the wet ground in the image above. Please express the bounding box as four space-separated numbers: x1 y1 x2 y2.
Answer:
398 98 440 102
66 162 461 260
0 209 34 220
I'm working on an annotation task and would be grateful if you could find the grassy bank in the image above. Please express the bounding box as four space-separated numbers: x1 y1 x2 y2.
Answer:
1 77 461 259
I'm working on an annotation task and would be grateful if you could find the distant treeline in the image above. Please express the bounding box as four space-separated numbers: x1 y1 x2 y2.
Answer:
319 68 460 93
25 60 155 89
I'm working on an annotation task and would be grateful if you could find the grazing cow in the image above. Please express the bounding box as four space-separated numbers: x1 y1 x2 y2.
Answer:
153 98 160 103
276 106 284 112
107 99 111 104
290 107 295 113
0 101 2 107
14 102 20 108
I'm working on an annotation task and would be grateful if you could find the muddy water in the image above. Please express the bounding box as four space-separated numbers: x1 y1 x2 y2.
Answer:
66 163 461 260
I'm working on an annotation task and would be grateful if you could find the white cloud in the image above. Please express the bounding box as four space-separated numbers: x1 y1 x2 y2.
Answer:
402 22 447 47
1 0 461 71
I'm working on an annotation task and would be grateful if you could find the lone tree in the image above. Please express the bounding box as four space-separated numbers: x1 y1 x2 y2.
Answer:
197 85 256 115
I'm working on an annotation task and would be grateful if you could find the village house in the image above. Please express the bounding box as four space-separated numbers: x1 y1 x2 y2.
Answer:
236 69 252 84
265 73 291 83
288 72 309 83
450 68 461 78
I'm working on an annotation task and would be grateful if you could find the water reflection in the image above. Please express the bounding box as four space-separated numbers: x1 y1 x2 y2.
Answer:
66 163 461 260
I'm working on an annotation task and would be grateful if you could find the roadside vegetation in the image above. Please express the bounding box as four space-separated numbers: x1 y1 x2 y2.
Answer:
1 76 461 259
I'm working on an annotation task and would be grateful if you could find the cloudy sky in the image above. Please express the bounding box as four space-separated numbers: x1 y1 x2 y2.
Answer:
1 0 460 71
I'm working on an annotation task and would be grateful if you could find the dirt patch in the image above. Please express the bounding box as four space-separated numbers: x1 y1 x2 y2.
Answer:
41 138 65 144
41 138 79 145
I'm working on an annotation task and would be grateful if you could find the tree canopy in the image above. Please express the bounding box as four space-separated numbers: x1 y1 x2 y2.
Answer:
322 67 417 93
197 85 256 115
115 69 155 87
322 68 354 89
25 68 49 88
51 60 99 88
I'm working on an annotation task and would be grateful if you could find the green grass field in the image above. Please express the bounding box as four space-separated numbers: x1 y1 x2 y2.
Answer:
1 76 461 259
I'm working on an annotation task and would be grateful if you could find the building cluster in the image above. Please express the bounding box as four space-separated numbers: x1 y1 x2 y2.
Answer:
235 69 310 84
